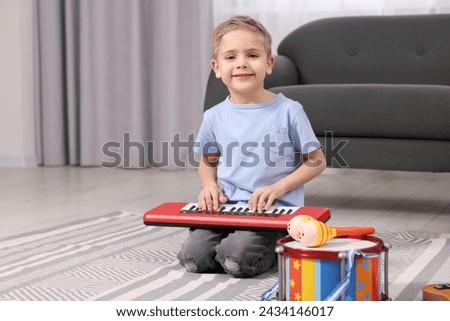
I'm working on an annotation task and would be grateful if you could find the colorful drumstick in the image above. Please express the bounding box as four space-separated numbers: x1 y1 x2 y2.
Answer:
288 215 375 247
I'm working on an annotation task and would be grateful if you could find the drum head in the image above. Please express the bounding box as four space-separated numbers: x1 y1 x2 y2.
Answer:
284 237 377 252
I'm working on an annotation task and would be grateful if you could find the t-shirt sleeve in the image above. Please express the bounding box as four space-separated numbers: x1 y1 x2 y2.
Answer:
290 104 322 154
192 110 220 155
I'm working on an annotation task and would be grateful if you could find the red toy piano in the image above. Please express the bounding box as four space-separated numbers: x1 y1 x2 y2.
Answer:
143 202 331 231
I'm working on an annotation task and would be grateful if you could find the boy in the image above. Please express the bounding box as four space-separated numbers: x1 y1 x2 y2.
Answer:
177 16 326 277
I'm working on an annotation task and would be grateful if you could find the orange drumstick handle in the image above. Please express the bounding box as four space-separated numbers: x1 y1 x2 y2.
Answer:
333 226 375 237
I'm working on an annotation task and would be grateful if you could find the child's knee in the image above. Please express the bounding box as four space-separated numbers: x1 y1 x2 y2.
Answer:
215 232 277 277
177 247 214 273
215 241 254 277
178 256 199 273
216 248 264 278
178 230 223 273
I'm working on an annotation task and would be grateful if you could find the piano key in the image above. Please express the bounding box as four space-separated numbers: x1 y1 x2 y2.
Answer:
179 203 301 216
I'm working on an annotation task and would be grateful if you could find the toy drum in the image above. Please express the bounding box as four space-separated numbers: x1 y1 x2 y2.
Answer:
276 235 390 301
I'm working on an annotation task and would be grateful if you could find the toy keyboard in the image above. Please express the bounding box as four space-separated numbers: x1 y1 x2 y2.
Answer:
143 202 331 231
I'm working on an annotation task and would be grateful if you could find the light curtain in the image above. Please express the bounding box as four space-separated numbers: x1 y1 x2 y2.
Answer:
213 0 450 53
34 0 212 167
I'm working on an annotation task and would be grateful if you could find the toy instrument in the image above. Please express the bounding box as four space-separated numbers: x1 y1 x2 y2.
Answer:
275 235 391 301
143 202 331 231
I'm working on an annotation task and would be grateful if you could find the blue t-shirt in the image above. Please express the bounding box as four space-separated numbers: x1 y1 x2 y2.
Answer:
193 93 321 206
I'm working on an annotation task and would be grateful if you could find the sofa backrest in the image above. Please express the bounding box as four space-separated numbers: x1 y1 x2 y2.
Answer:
278 14 450 86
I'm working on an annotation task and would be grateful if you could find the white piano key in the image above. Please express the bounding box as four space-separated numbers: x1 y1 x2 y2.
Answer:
180 203 300 215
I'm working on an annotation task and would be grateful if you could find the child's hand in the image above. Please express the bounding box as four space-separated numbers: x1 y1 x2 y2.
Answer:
248 183 286 213
198 186 228 211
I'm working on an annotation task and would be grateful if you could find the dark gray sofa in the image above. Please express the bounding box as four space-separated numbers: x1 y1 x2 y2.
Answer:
204 14 450 172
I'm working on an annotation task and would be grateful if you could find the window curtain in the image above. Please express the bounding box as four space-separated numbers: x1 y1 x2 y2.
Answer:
213 0 450 53
33 0 212 168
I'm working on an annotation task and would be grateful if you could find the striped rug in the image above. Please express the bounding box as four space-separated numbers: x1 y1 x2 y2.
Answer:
0 211 448 301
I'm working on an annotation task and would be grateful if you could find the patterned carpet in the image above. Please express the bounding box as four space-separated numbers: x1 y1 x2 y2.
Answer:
0 211 448 301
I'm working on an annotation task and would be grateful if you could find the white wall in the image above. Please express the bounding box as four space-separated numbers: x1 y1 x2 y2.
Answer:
0 0 36 167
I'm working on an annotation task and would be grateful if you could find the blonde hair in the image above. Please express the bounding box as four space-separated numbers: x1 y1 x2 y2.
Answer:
211 16 272 58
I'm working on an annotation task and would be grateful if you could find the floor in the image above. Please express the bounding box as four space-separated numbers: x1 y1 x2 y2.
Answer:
1 166 449 238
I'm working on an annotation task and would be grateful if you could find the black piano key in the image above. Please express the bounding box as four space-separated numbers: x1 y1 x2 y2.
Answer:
181 204 285 217
287 209 293 214
182 205 198 214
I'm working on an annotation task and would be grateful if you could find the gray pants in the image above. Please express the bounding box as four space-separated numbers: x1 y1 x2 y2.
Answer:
177 228 284 278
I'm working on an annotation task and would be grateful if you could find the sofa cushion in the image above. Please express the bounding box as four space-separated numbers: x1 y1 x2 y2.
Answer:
278 14 450 86
271 84 450 141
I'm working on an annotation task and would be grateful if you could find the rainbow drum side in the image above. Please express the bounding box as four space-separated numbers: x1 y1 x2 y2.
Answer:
276 235 391 301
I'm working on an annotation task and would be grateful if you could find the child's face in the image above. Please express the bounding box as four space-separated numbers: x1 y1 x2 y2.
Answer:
211 29 274 102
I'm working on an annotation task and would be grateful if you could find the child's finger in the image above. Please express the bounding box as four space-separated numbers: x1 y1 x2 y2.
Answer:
219 192 228 204
264 194 275 210
198 191 207 211
248 193 259 212
210 192 220 211
257 191 269 213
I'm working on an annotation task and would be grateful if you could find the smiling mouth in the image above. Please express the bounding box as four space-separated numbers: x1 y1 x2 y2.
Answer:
232 73 254 79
